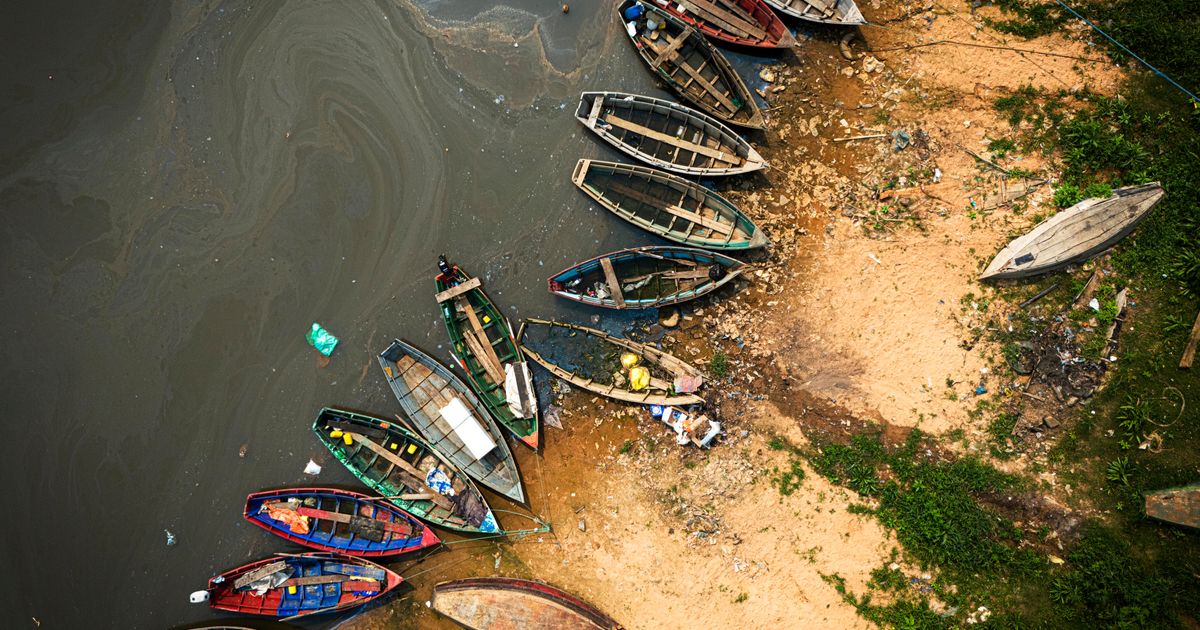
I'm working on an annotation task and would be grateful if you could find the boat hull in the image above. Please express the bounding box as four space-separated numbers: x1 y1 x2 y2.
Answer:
432 577 622 630
549 246 745 309
207 553 401 619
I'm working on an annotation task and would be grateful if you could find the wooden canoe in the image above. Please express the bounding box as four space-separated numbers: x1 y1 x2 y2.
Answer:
660 0 796 49
617 1 765 129
244 488 440 557
575 92 766 177
207 552 402 619
379 339 525 502
435 261 540 449
432 577 622 630
980 183 1164 280
549 246 745 309
572 159 768 250
764 0 865 25
311 407 501 534
517 318 705 406
1145 484 1200 529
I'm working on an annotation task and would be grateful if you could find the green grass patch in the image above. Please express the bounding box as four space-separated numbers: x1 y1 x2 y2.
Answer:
709 351 729 378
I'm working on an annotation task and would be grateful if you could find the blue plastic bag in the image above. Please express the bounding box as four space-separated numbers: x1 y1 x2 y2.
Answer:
306 322 339 356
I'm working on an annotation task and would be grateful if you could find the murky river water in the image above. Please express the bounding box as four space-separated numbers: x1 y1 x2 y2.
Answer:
0 2 787 627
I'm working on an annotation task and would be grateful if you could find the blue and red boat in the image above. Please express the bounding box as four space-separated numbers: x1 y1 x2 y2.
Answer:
244 488 440 558
206 552 402 618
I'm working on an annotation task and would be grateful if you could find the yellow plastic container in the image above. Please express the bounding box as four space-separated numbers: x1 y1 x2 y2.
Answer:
630 366 650 390
342 433 354 446
620 353 641 369
407 444 418 454
329 429 344 438
287 585 297 595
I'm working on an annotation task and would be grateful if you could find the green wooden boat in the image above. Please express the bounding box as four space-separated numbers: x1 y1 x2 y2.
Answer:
434 259 539 449
573 159 768 251
311 407 500 534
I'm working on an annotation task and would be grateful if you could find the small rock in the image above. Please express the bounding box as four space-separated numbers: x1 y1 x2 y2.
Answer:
1043 417 1060 429
578 518 587 532
659 307 681 328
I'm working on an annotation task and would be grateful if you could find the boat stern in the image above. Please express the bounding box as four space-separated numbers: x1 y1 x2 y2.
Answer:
748 227 771 249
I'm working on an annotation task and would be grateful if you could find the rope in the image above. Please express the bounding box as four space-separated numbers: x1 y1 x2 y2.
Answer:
1051 0 1200 105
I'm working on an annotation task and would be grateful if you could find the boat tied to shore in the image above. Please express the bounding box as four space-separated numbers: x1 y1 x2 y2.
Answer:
431 576 623 629
572 159 768 250
517 318 705 406
980 182 1164 281
659 0 796 50
549 246 745 310
763 0 865 25
378 338 525 502
312 407 500 534
435 258 540 449
617 1 766 129
201 552 402 619
243 488 440 558
576 92 767 177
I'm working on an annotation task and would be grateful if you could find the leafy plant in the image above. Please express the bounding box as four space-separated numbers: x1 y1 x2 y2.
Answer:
709 351 729 378
1106 457 1133 486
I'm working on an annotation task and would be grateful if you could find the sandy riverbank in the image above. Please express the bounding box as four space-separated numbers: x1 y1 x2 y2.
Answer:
346 3 1130 628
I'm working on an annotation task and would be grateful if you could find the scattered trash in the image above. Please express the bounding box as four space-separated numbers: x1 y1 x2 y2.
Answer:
165 529 176 546
891 129 911 151
975 386 988 395
933 167 943 183
759 68 776 83
544 405 563 430
425 468 456 496
306 322 339 357
1088 298 1100 311
578 518 587 532
189 590 209 603
238 443 248 458
303 459 322 475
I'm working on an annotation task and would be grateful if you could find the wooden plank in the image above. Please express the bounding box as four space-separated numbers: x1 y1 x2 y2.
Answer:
679 0 768 39
434 276 481 303
1181 308 1200 369
234 560 289 590
350 434 455 511
599 257 626 308
457 299 506 384
588 95 604 123
462 329 506 385
672 58 737 113
603 114 733 163
651 32 689 66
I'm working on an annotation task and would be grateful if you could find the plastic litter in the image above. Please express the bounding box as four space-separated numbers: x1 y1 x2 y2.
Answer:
425 468 456 496
1088 298 1101 311
189 590 210 603
306 322 339 356
303 459 322 475
629 366 650 391
891 129 911 151
164 529 176 546
620 353 641 369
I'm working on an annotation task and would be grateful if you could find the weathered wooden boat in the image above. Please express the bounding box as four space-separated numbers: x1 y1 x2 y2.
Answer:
517 318 705 406
763 0 865 25
243 488 441 557
435 260 540 448
572 159 768 250
432 577 623 630
206 552 402 619
1145 484 1200 530
617 1 765 129
660 0 796 49
980 183 1164 281
312 407 500 534
379 339 525 502
575 92 766 177
549 246 745 309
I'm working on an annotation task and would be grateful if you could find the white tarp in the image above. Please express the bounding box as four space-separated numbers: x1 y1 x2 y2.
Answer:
439 397 496 461
504 361 537 419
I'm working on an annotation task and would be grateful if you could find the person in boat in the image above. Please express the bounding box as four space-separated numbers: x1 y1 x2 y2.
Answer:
436 254 459 285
